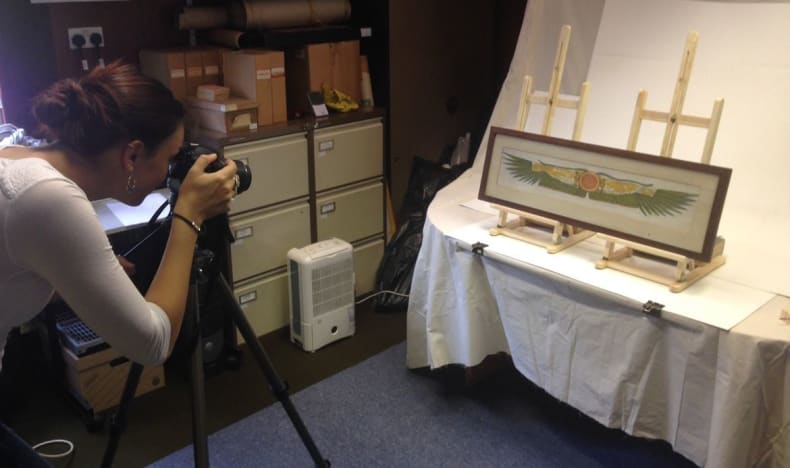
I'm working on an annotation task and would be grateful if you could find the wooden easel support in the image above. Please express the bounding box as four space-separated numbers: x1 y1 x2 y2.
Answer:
489 205 595 253
596 235 726 293
598 31 727 292
492 25 594 253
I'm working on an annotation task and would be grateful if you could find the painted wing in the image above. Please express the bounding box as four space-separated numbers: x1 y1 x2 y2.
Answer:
588 189 697 217
503 153 586 197
503 153 697 217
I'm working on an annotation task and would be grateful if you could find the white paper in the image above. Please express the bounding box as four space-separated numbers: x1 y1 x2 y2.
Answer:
105 191 169 228
447 218 773 331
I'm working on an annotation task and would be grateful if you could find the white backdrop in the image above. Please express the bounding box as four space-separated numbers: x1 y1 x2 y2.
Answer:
408 4 790 465
472 0 790 297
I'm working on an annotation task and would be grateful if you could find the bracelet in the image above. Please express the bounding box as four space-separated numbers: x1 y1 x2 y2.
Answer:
172 212 201 234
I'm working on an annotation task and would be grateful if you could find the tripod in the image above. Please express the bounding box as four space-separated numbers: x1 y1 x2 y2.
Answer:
101 242 330 467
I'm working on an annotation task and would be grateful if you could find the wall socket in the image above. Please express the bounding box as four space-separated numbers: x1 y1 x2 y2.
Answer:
67 26 104 49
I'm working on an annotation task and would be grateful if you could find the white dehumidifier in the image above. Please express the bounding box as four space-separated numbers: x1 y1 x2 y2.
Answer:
287 238 355 352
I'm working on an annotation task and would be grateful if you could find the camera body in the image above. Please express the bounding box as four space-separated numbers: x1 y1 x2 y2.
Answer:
167 143 251 196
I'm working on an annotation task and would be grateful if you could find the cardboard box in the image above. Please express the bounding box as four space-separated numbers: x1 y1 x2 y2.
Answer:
185 49 204 98
187 96 258 135
62 345 165 413
197 84 231 102
285 40 361 118
200 47 223 86
139 49 187 101
222 49 287 126
269 51 287 123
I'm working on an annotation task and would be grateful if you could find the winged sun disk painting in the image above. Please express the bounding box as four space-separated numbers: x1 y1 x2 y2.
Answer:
503 153 697 217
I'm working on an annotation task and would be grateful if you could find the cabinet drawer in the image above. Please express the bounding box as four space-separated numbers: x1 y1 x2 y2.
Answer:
316 181 384 244
313 120 383 191
353 238 385 296
225 133 309 214
229 201 311 281
234 270 290 341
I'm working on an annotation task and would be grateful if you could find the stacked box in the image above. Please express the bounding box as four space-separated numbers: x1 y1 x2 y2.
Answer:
139 49 187 101
184 49 204 98
139 47 229 101
222 49 287 127
200 47 223 86
187 96 258 135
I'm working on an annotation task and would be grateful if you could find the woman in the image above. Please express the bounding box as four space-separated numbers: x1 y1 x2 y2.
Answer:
0 61 237 465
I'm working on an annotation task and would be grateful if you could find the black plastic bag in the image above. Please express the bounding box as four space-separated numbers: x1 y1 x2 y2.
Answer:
372 213 425 311
372 156 467 311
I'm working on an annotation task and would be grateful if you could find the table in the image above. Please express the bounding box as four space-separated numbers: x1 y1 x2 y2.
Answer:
406 168 789 468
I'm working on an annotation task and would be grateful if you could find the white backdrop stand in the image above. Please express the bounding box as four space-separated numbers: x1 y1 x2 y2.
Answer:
595 32 727 292
489 25 594 253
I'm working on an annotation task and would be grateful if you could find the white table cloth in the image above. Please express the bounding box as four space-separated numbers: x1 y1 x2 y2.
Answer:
406 170 789 468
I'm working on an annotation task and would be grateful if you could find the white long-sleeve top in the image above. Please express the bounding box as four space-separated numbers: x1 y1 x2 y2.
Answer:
0 153 171 369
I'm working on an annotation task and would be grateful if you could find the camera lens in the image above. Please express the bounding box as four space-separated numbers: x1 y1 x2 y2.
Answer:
234 160 251 194
168 144 252 196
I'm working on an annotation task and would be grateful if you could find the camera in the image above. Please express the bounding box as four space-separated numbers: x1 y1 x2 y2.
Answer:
167 143 252 196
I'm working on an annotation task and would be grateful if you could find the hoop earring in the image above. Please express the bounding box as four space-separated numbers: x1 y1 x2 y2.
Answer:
126 174 136 193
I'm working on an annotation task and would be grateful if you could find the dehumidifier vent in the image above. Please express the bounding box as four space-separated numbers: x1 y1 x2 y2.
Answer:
287 238 356 352
310 257 354 317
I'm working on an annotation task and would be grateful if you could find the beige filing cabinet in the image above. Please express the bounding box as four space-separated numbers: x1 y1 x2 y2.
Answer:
232 270 290 344
223 131 311 339
312 118 385 296
198 110 386 340
226 133 309 214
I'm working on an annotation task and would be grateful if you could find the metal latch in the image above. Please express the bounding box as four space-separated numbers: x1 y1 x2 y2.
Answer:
471 242 488 256
642 300 664 317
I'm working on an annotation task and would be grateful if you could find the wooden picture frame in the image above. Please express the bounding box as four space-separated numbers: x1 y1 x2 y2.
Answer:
479 127 732 261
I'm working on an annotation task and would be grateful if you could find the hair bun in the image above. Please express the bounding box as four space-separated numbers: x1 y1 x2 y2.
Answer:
29 60 183 158
33 79 83 126
32 79 91 143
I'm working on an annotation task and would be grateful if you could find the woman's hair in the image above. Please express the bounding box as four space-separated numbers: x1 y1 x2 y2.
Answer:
31 60 185 159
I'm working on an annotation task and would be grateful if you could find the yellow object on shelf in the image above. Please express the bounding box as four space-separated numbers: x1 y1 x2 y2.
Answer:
322 83 359 113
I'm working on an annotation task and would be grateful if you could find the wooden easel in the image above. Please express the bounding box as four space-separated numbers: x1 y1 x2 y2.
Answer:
489 25 594 253
595 31 727 292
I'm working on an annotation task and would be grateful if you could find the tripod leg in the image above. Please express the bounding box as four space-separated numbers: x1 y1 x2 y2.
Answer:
188 280 210 468
216 273 330 468
101 362 143 468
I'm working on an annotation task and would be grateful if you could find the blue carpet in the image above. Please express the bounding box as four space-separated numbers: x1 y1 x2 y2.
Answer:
148 342 696 468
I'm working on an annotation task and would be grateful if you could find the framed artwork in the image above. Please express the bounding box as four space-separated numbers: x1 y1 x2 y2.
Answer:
479 127 732 261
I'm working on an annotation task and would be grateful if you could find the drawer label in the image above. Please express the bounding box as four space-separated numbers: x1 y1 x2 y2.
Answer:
238 291 257 305
318 139 334 157
320 202 336 215
235 226 254 239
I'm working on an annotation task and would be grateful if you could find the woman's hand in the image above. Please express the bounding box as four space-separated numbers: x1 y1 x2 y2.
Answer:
117 255 136 276
172 154 238 225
